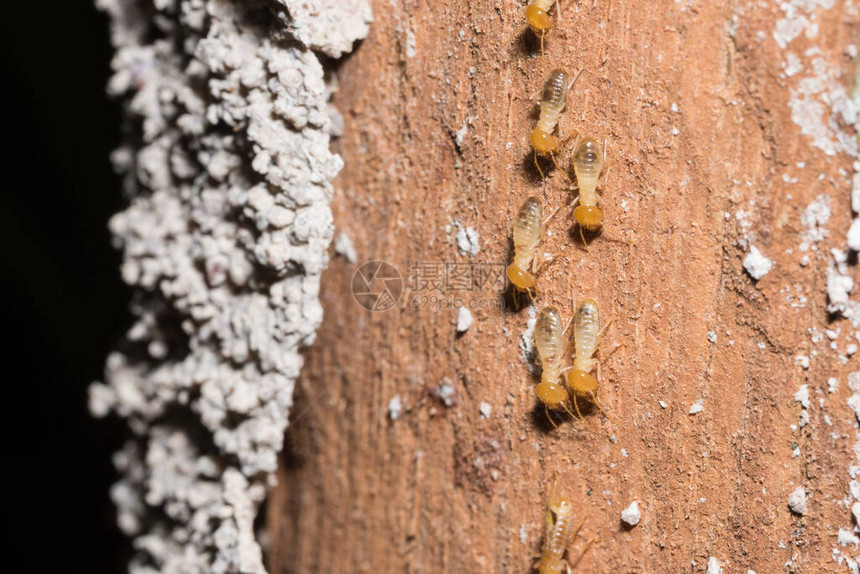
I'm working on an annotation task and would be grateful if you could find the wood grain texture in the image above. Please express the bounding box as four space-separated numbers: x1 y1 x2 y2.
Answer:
267 1 860 571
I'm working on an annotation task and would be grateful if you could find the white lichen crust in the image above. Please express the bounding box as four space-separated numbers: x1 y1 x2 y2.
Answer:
89 0 369 572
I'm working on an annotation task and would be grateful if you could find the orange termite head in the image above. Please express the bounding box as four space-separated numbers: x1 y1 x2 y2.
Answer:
530 129 558 155
507 263 537 290
567 369 598 395
573 205 604 231
536 381 569 409
525 4 552 34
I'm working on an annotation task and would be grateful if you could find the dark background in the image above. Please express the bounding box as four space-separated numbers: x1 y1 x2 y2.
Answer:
1 3 129 572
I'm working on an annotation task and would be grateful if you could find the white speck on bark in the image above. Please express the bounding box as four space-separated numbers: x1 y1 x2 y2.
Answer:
334 232 358 263
438 379 456 407
689 399 704 415
457 307 474 333
743 246 773 280
707 557 723 574
388 395 403 420
479 401 492 419
520 305 540 374
454 220 480 256
455 122 469 149
788 486 808 515
848 218 860 251
795 384 810 408
621 501 641 526
799 194 832 250
839 528 860 548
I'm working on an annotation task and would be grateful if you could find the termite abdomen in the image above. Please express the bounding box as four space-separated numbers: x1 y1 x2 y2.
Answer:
541 68 570 111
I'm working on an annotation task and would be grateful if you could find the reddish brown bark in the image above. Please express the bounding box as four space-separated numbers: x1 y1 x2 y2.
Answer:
267 1 860 572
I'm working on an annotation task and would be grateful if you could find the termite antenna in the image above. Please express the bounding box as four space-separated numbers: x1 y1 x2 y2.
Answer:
589 391 609 418
561 400 575 419
534 150 546 181
545 404 560 430
571 393 585 421
551 154 574 185
578 225 589 251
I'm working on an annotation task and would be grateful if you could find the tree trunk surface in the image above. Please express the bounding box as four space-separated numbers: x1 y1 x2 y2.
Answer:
267 1 860 572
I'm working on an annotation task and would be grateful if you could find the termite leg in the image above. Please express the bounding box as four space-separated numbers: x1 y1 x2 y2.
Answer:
597 318 614 342
563 316 574 335
602 342 624 361
556 0 563 19
551 154 574 185
544 204 562 227
578 224 589 251
567 67 585 91
535 253 561 276
601 137 610 188
564 517 587 559
569 536 598 570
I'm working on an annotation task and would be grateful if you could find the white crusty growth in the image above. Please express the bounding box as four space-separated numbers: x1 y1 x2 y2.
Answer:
89 0 370 572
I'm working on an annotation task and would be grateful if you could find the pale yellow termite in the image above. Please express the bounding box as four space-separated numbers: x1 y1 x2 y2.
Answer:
534 494 595 574
508 196 545 297
536 496 579 574
534 306 574 424
571 136 605 247
530 68 581 181
566 298 609 418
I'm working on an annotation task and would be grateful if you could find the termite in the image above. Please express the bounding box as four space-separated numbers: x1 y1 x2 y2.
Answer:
508 196 556 299
534 306 574 424
525 0 561 54
566 298 609 419
571 136 605 247
531 68 581 181
535 494 594 574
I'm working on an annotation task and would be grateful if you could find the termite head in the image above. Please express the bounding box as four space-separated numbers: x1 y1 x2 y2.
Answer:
525 5 552 34
536 381 569 409
507 263 537 290
530 128 558 155
567 369 598 395
573 205 604 231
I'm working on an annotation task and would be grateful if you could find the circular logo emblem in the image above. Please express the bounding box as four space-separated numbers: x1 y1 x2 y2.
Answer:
352 261 403 312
